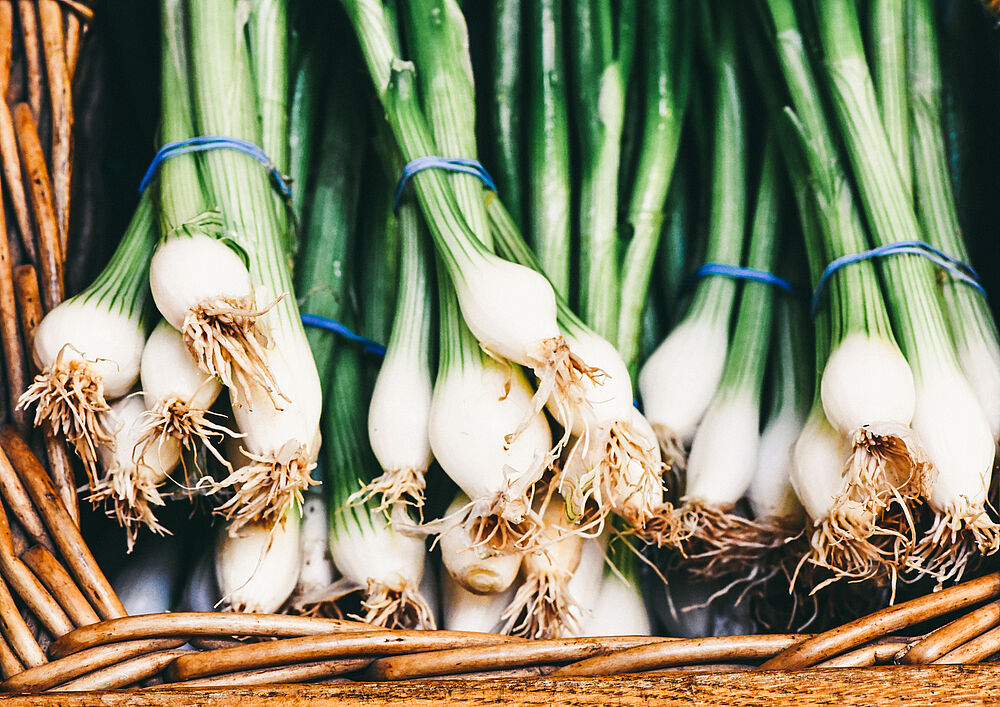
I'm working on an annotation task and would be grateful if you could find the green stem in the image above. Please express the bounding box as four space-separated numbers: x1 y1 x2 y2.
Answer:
340 0 494 288
761 0 895 345
188 0 300 336
487 0 523 226
157 0 212 233
717 139 781 399
869 0 911 200
296 58 365 387
248 0 290 177
907 0 1000 357
813 0 956 378
287 27 326 225
384 204 434 372
79 193 157 322
405 0 491 249
526 0 571 296
569 0 635 339
684 12 745 332
616 0 689 375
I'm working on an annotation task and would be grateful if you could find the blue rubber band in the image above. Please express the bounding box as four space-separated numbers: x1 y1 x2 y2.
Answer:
393 157 496 213
811 240 986 316
692 263 802 295
300 313 386 357
139 136 293 199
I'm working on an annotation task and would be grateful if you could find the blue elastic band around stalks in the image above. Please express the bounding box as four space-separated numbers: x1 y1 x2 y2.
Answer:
692 263 801 294
139 136 293 198
393 157 496 213
300 313 386 357
811 240 986 316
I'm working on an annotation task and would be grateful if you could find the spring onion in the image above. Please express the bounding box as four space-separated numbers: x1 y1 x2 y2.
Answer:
429 277 551 551
186 0 322 529
438 491 522 595
149 0 276 410
488 198 665 532
761 0 928 580
638 13 746 472
19 195 156 483
813 0 997 576
500 493 583 639
325 339 433 629
362 203 434 519
214 507 302 613
91 394 181 549
342 0 602 454
906 0 1000 580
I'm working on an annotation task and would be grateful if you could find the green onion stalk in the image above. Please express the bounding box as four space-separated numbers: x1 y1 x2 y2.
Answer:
148 0 281 425
761 0 929 583
428 260 552 553
287 12 327 226
868 0 911 200
525 0 571 297
813 0 997 582
488 198 666 538
186 0 323 533
662 138 782 557
638 12 746 477
88 0 238 548
357 203 434 522
288 47 365 615
19 195 156 500
405 0 490 248
907 0 1000 581
616 0 690 378
323 333 434 629
568 0 635 341
342 0 608 463
486 0 523 228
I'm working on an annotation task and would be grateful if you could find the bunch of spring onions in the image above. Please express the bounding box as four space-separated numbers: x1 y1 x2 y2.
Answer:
25 0 1000 638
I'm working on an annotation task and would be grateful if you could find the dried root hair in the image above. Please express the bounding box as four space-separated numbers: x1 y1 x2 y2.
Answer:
459 490 546 554
632 502 692 549
355 578 436 630
516 336 605 455
795 498 916 599
347 466 427 523
847 423 932 516
676 503 803 579
88 450 170 553
499 563 580 639
136 396 236 471
908 498 1000 586
212 441 318 533
182 295 284 409
559 420 666 531
17 348 114 485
